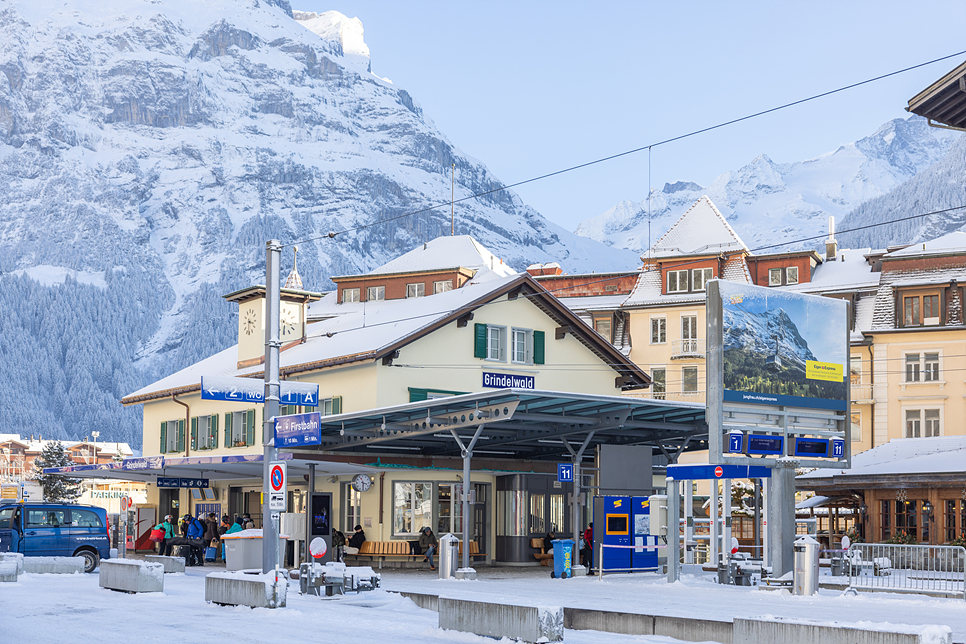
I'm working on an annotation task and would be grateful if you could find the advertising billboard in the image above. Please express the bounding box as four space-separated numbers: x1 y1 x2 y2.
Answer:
717 280 848 411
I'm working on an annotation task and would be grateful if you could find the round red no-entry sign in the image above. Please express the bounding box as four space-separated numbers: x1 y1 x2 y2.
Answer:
270 464 285 492
714 466 723 478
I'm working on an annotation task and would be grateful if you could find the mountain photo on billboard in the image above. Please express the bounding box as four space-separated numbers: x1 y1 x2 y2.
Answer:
719 282 847 409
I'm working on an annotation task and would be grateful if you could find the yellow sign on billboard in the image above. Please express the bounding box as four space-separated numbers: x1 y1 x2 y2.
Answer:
806 360 843 382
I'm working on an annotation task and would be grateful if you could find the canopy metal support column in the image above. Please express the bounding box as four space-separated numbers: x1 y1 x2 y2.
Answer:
450 426 484 570
561 431 596 556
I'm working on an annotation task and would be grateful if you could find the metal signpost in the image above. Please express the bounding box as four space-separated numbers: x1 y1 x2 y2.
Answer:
262 239 282 575
703 279 850 579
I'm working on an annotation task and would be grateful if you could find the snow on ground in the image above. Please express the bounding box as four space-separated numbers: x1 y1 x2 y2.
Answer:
3 563 963 644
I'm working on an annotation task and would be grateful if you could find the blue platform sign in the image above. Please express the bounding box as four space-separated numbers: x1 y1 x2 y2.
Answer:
275 412 322 448
557 463 574 483
831 437 845 459
728 431 744 454
201 376 320 407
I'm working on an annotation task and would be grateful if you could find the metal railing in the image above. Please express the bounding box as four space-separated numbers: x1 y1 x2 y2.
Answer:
846 543 966 599
671 338 705 358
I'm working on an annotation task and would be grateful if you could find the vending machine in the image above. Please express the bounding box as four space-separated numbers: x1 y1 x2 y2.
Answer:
593 495 631 572
630 496 658 571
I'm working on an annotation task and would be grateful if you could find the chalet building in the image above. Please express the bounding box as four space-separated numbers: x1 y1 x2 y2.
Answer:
118 235 652 562
0 433 134 481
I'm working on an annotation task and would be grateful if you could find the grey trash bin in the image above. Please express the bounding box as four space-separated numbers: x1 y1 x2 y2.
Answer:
438 533 459 579
793 536 820 595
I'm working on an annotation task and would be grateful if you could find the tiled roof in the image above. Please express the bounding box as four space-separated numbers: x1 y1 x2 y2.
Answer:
648 196 747 258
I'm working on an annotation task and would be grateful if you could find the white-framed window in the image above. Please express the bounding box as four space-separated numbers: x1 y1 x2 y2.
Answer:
191 414 219 451
406 282 425 298
769 268 783 286
487 325 506 361
682 315 698 341
344 484 361 532
342 288 360 303
850 410 861 442
511 327 532 364
161 419 183 454
594 317 612 343
434 280 453 294
393 481 433 536
905 408 941 437
367 285 385 301
691 268 713 291
786 266 799 285
667 270 689 293
682 366 699 393
651 367 666 399
650 317 666 344
226 409 256 448
905 352 940 383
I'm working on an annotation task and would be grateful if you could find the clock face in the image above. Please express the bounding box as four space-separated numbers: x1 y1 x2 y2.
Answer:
352 474 372 492
281 308 297 338
242 308 258 336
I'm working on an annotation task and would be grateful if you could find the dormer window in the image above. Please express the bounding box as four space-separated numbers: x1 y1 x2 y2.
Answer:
434 280 453 294
667 270 689 293
667 267 713 293
692 268 713 291
901 292 940 327
786 267 799 285
406 283 425 298
769 268 782 286
342 288 360 303
367 286 385 302
769 266 799 287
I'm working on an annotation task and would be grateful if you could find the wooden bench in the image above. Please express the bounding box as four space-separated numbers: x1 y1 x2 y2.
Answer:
531 538 553 566
345 540 486 567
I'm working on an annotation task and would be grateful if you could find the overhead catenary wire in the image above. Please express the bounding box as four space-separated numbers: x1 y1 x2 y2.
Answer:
282 49 966 249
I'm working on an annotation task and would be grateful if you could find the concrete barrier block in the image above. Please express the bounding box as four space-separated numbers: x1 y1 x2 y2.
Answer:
0 552 24 575
733 617 951 644
564 607 655 635
205 571 287 609
23 557 85 574
654 615 734 643
98 560 164 593
0 562 18 582
398 591 439 612
144 555 186 573
439 598 563 643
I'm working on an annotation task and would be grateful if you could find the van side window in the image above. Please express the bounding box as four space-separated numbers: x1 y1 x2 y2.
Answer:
26 509 66 528
0 507 13 529
71 509 102 528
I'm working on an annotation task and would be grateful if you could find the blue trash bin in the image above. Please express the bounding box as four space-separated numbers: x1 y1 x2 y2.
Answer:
551 539 575 579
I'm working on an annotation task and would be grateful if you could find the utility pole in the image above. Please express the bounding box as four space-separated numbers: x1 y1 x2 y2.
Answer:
451 163 455 236
262 239 282 574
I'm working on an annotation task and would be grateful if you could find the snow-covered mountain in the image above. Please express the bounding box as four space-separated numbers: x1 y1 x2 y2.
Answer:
0 0 639 447
576 117 960 254
723 306 816 374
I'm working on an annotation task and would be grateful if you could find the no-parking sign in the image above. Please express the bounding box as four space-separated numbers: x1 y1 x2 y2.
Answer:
269 461 287 512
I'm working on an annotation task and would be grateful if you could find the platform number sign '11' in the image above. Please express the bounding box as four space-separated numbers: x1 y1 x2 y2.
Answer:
557 463 574 483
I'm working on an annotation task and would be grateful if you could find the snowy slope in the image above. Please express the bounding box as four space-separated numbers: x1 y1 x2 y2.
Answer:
576 117 959 254
0 0 637 447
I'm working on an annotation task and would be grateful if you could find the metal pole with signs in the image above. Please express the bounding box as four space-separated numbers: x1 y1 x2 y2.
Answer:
705 279 851 578
262 239 282 574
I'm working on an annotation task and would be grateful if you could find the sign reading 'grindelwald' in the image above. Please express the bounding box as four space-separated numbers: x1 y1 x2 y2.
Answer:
274 412 322 448
482 372 535 389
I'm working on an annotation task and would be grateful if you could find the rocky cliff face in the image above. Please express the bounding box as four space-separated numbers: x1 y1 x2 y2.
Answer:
0 0 637 447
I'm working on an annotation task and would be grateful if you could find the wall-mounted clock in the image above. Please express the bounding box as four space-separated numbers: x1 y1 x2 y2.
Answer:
351 473 373 492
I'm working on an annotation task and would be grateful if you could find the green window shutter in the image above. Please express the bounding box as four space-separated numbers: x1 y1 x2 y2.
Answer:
211 414 219 449
533 330 545 365
176 420 185 452
409 388 428 403
160 422 167 454
474 323 487 358
224 413 232 448
331 396 342 415
190 417 197 450
246 409 255 447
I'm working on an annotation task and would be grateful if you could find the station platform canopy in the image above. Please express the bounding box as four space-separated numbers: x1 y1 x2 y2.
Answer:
286 388 708 461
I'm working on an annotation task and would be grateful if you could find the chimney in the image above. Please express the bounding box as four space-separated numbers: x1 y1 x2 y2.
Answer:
825 216 838 261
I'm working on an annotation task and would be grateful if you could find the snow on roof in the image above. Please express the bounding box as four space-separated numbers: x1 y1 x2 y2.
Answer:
786 248 879 294
799 436 966 479
555 294 629 313
647 196 748 258
884 231 966 258
126 274 527 400
869 265 966 330
853 294 875 336
368 235 517 279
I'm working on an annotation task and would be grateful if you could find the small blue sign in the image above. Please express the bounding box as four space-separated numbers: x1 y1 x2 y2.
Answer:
157 477 209 488
728 431 744 454
483 372 535 389
557 463 574 483
831 437 845 459
275 412 322 448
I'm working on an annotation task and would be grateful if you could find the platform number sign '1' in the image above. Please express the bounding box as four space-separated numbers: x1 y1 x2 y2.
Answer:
269 461 287 512
557 463 574 483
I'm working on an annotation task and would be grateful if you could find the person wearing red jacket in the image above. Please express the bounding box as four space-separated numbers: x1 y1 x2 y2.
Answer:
581 523 593 568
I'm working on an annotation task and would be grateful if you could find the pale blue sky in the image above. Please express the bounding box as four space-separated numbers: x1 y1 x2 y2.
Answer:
297 1 966 231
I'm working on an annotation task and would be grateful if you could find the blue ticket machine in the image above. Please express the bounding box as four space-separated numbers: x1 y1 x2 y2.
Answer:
593 495 631 572
631 496 658 571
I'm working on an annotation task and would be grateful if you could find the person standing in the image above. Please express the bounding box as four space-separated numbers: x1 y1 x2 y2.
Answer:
419 527 438 571
582 523 593 568
155 514 177 556
203 512 220 562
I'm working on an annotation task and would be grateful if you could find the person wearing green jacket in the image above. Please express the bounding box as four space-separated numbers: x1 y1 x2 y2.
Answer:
154 515 177 556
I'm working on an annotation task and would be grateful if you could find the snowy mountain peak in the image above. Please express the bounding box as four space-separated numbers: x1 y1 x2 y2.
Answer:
293 9 371 73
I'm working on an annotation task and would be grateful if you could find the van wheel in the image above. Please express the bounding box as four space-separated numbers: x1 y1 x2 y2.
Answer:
76 550 99 573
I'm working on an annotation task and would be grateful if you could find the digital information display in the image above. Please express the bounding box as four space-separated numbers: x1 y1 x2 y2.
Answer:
795 437 830 457
747 434 784 456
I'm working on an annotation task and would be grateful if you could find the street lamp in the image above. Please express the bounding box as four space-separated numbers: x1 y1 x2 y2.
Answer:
91 431 100 463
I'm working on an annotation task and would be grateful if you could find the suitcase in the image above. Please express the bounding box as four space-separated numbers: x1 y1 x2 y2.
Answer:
205 546 217 562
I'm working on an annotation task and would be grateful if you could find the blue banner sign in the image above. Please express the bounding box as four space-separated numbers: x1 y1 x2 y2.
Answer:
275 412 322 448
201 376 320 407
482 372 535 389
158 477 209 488
122 456 163 471
557 463 574 483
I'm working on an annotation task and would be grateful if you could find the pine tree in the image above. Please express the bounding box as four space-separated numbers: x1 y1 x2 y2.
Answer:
32 441 83 502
